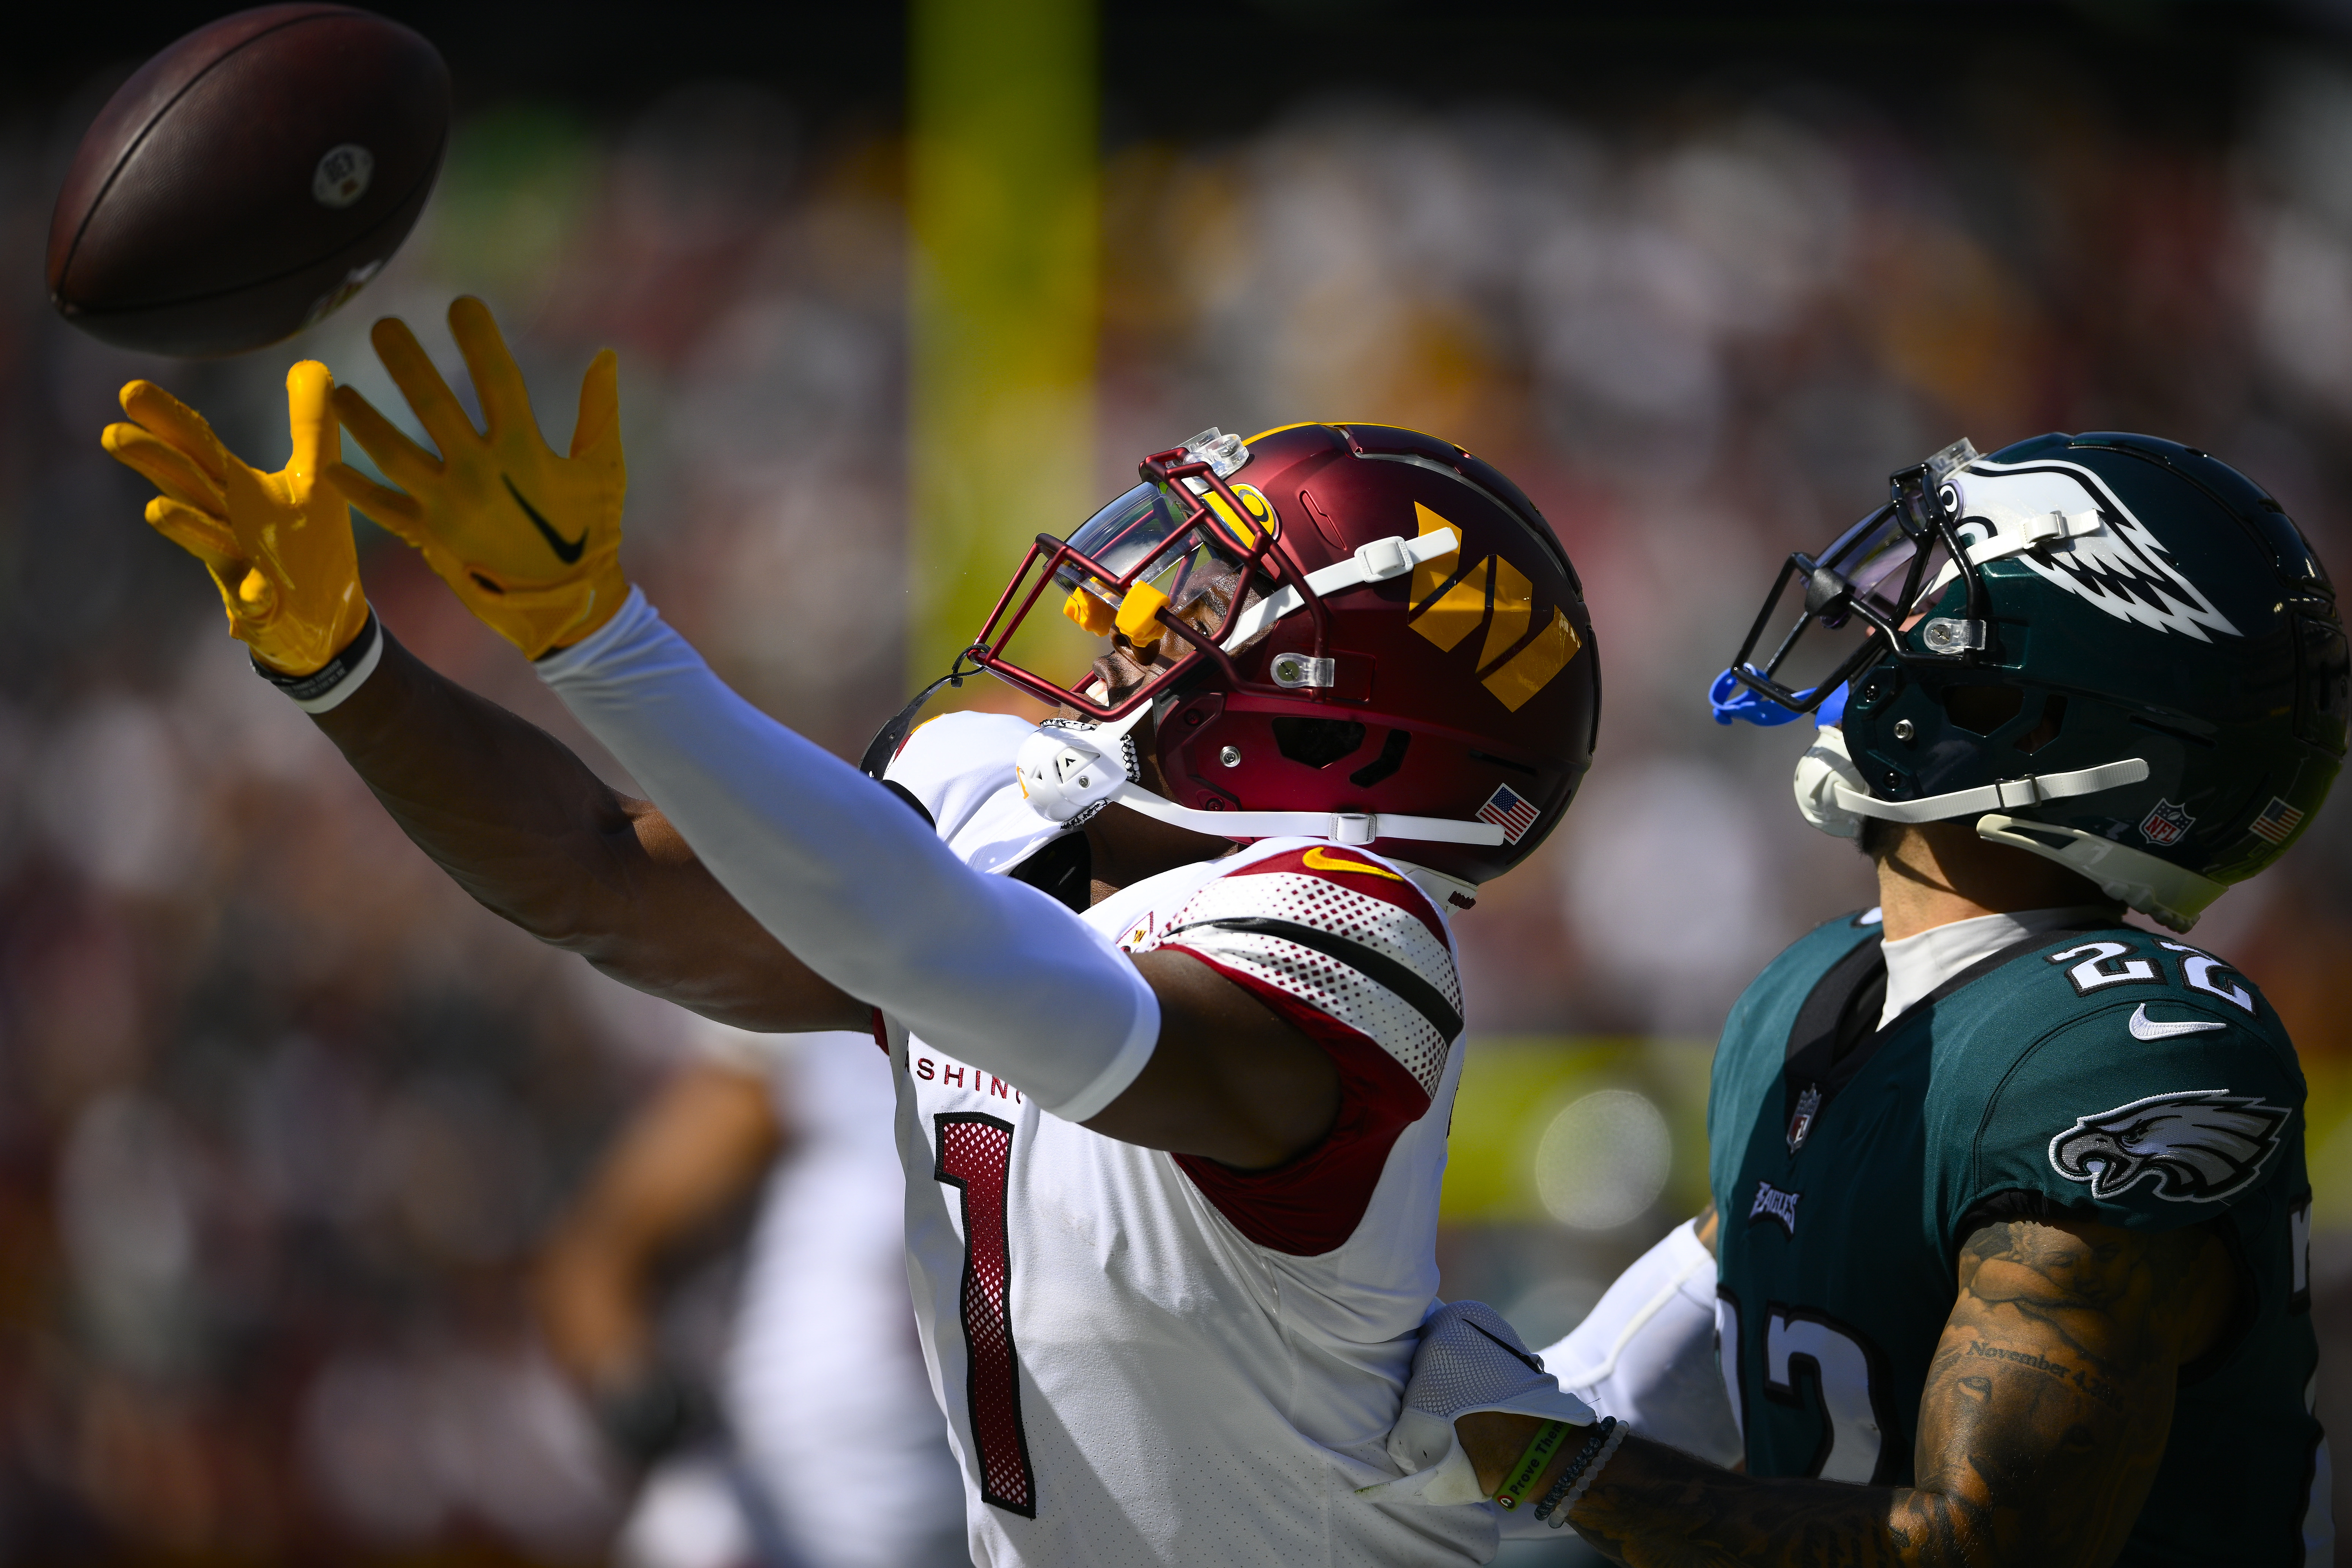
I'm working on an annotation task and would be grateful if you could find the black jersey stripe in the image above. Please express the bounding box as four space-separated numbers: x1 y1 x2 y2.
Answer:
1162 915 1464 1042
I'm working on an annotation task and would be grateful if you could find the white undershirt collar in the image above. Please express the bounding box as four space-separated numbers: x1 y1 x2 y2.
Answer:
1878 905 2117 1028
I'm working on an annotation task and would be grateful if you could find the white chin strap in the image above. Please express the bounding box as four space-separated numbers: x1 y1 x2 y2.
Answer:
1012 713 1499 908
1215 527 1458 652
1791 724 2217 932
1103 784 1503 847
1796 723 2150 827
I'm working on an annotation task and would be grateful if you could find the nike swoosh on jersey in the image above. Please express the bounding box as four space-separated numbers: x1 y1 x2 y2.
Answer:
503 475 588 564
1301 845 1403 881
2129 1003 2227 1041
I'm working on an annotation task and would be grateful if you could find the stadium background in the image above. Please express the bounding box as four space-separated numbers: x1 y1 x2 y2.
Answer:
5 0 2352 1560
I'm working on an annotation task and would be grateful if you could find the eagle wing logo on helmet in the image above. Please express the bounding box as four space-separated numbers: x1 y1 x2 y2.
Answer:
1952 459 2241 642
2047 1088 2288 1202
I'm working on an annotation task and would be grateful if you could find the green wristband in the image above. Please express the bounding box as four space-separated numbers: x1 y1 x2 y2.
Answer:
1492 1418 1573 1510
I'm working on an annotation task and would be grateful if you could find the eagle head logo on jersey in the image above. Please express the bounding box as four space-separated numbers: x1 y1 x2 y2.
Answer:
2047 1088 2289 1202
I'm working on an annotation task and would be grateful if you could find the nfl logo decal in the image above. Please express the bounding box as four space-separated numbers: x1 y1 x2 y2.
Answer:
2138 798 2194 847
1787 1084 1823 1152
1475 783 1541 844
2250 796 2305 846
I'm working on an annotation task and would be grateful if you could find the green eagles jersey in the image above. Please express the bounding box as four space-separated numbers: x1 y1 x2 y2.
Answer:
1708 911 2324 1566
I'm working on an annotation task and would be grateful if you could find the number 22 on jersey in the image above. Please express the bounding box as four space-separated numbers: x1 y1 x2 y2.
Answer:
934 1113 1039 1517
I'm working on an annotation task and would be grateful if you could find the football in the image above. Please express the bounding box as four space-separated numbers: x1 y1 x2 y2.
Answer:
46 4 451 358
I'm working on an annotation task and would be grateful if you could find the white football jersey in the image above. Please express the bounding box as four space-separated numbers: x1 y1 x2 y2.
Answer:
882 714 1493 1568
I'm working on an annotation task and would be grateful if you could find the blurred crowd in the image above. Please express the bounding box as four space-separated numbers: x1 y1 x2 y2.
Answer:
1096 69 2352 1049
6 20 2352 1565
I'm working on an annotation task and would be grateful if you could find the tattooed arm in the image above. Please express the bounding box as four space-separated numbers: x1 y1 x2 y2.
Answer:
1462 1212 2234 1567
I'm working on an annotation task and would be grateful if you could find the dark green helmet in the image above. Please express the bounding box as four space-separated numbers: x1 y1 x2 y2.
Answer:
1722 432 2348 931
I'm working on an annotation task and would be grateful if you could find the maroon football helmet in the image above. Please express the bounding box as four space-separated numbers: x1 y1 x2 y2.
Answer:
961 423 1599 891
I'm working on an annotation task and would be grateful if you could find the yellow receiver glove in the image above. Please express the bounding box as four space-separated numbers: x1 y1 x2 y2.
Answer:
326 296 628 660
101 361 369 676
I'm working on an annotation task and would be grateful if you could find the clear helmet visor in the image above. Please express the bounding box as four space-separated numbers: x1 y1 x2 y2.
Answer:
965 431 1297 723
1718 438 1985 723
1813 505 1954 630
1052 478 1275 629
1724 499 1960 717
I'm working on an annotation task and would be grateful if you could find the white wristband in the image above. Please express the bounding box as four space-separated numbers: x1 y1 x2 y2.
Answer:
255 607 384 714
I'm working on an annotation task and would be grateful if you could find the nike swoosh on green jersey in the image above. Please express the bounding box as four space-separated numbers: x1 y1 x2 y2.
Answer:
2128 1002 2227 1040
503 475 588 564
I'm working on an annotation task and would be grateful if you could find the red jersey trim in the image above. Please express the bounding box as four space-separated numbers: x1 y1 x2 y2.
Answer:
1168 952 1440 1257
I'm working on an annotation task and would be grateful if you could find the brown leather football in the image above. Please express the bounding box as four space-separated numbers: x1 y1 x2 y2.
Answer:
47 4 450 358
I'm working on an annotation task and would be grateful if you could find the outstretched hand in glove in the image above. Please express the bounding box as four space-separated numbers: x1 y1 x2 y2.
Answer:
327 295 629 660
102 360 369 676
1360 1299 1597 1506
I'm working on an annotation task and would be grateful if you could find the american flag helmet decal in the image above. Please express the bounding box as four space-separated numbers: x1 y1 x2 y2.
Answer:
1475 783 1542 844
2250 796 2305 846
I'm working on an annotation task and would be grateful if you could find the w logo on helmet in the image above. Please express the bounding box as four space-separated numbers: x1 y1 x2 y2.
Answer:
1406 504 1583 710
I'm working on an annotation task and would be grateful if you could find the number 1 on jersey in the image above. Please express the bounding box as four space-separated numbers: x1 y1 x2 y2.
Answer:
934 1112 1038 1518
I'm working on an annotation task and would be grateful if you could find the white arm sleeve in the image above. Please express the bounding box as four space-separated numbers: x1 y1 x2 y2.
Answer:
1536 1217 1742 1466
536 588 1158 1121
